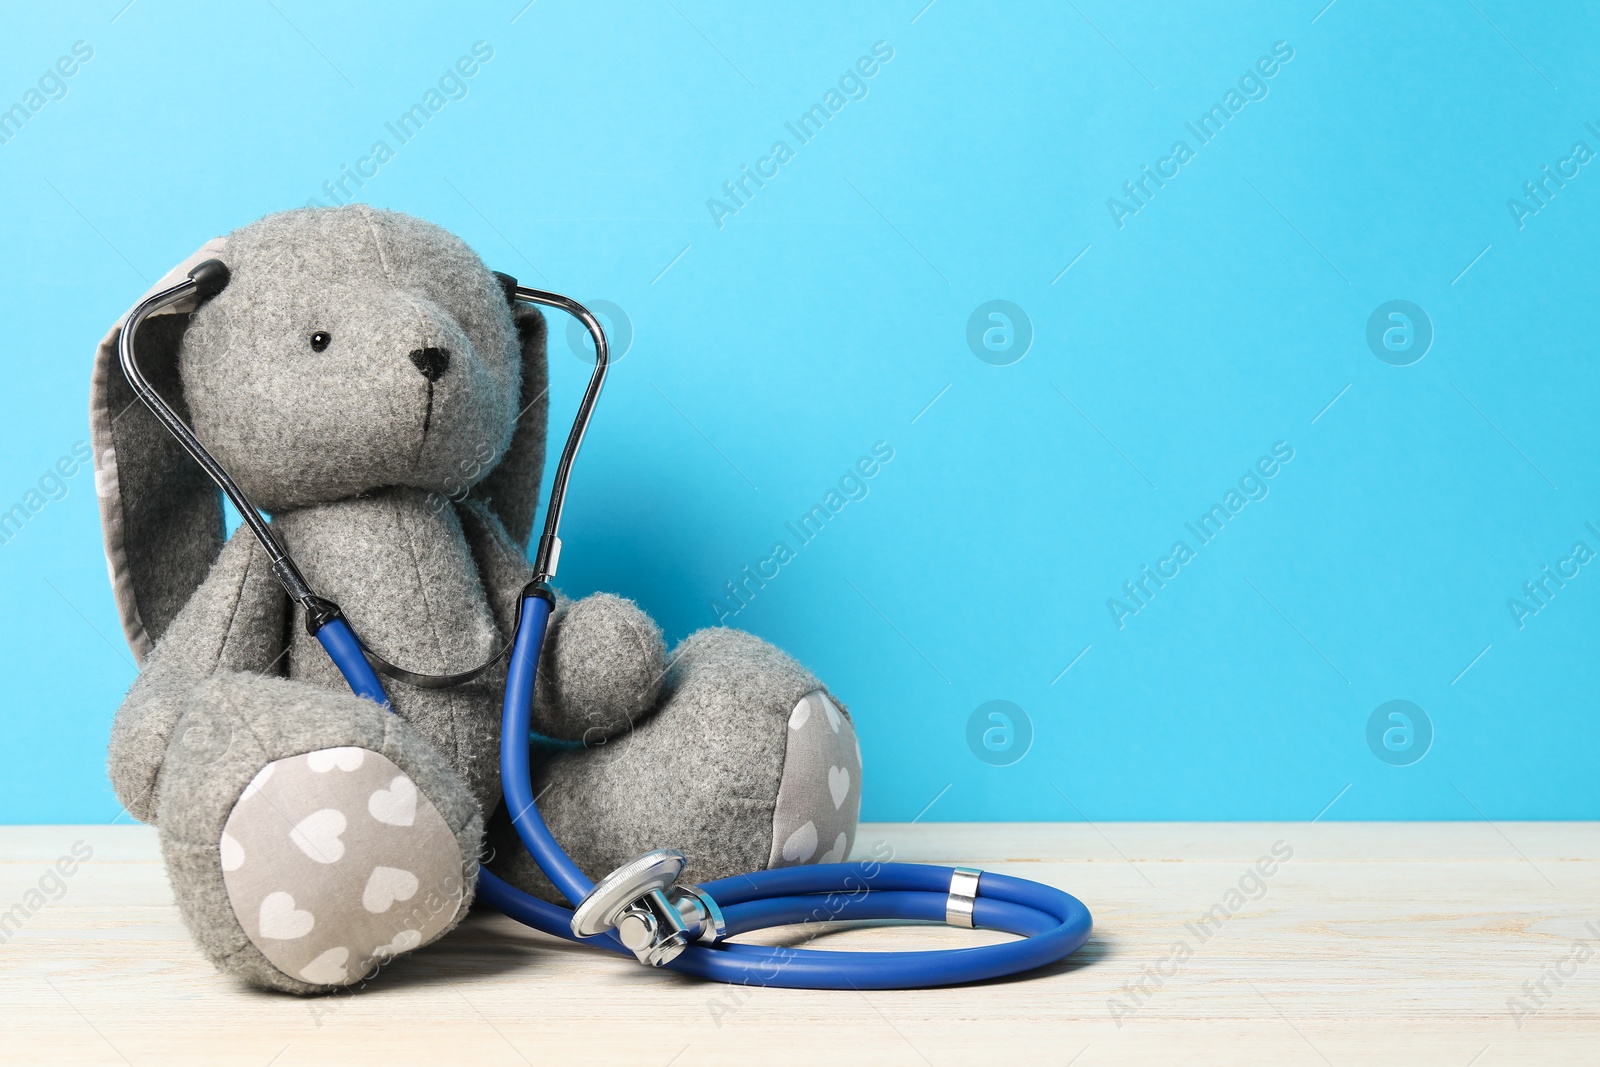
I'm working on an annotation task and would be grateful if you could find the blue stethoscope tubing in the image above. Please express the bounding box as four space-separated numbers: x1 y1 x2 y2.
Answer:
119 259 1092 991
316 596 1093 989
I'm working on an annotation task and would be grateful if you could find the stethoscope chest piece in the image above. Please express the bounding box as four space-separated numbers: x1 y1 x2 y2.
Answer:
570 849 726 966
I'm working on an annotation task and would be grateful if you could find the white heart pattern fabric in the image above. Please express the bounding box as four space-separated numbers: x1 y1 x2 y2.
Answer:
368 776 418 827
307 747 365 773
828 766 851 810
372 929 422 958
219 832 245 872
819 832 850 865
299 946 350 985
820 693 842 733
362 866 420 914
220 748 468 989
782 821 819 863
258 892 314 940
768 690 862 870
289 809 347 864
239 762 274 802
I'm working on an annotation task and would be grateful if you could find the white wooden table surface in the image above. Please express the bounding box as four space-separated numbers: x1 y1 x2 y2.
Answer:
2 822 1596 1065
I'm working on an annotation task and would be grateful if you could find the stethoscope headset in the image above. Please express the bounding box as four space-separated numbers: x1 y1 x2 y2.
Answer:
119 258 1092 990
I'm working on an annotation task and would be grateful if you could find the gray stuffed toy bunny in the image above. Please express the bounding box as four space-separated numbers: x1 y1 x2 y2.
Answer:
88 206 862 993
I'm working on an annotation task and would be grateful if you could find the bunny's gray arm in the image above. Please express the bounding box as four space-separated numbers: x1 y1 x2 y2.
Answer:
456 499 666 741
111 526 466 826
108 529 292 821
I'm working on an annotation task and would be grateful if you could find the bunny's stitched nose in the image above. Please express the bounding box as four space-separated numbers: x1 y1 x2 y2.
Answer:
409 346 450 382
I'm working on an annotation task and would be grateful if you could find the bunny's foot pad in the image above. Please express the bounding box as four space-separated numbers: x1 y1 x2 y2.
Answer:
219 747 469 987
768 690 863 868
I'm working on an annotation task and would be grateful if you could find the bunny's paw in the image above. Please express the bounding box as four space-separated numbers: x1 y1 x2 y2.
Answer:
153 679 484 993
216 747 468 988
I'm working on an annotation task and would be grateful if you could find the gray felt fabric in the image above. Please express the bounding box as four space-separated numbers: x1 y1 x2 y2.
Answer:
96 206 862 993
469 305 549 548
179 207 524 515
274 489 509 817
486 628 856 903
108 530 287 823
534 592 667 742
453 497 665 741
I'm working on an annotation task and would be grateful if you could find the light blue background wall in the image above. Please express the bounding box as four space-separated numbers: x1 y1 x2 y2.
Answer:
3 0 1596 823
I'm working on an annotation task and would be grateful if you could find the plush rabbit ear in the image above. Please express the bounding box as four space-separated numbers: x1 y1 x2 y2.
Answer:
89 238 229 662
470 291 549 550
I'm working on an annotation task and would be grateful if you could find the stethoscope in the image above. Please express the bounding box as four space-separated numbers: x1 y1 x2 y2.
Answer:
119 259 1093 989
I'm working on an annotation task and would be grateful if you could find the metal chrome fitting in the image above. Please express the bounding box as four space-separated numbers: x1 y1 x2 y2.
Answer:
946 866 982 928
570 849 724 967
670 883 727 944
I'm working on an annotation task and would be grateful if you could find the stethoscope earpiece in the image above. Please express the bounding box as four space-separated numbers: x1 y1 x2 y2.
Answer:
188 258 231 302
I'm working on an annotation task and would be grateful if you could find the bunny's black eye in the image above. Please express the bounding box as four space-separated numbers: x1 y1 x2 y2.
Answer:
309 331 331 352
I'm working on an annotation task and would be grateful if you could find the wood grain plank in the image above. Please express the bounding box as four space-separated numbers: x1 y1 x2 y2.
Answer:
1 823 1595 1065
